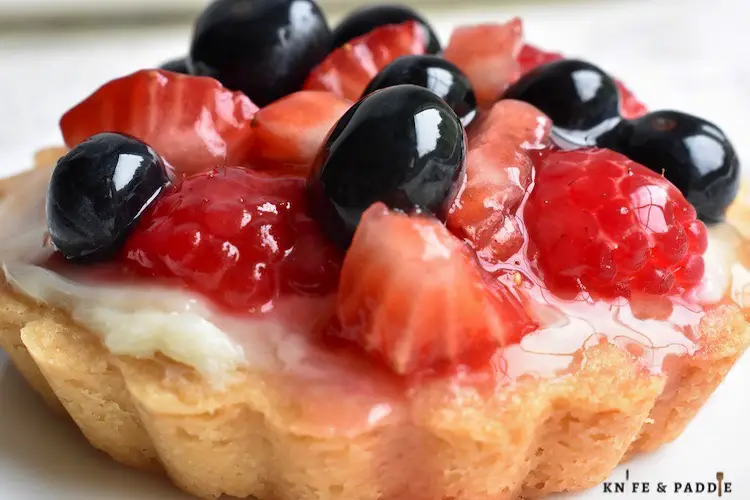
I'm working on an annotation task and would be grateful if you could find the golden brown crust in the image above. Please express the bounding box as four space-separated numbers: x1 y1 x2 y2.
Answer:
1 284 747 500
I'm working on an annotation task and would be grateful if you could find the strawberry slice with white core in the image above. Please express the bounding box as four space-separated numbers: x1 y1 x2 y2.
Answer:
60 70 259 176
443 18 524 108
249 91 351 175
303 21 426 101
336 203 536 375
448 100 552 265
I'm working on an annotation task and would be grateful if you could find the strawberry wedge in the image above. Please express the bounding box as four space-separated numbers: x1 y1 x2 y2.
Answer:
60 70 259 176
443 19 524 108
336 204 536 375
303 21 426 101
448 100 552 265
249 91 350 175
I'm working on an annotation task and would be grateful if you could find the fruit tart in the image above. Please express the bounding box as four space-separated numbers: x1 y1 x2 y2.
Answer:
0 1 748 499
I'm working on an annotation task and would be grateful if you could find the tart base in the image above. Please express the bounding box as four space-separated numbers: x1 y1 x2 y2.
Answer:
0 286 747 500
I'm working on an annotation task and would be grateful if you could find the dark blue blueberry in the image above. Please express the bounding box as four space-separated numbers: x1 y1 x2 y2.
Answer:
598 110 740 223
332 4 441 54
189 0 332 106
308 85 466 247
160 57 190 74
503 59 622 148
47 133 169 262
362 55 477 126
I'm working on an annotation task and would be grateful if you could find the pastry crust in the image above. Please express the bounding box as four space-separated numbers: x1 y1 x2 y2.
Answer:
1 151 749 499
0 286 747 500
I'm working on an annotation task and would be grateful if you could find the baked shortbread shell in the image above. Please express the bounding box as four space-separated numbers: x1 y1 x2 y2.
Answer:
1 154 749 500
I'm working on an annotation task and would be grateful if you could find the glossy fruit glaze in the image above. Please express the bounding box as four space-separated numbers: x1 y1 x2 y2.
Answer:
526 149 707 300
60 70 259 176
123 167 341 314
3 8 748 435
362 55 478 127
303 20 427 101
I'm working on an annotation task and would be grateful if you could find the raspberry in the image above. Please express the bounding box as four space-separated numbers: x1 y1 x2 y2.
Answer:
525 149 707 299
123 167 342 313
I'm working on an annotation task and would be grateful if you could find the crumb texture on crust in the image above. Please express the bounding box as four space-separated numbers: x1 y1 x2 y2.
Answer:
0 286 748 500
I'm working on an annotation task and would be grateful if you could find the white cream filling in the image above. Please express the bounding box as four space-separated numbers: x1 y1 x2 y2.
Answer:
4 262 247 381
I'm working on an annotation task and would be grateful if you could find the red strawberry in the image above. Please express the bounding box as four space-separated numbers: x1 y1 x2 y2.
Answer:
303 21 426 101
249 91 350 175
516 44 647 120
336 204 536 375
123 167 341 313
60 70 259 176
443 19 524 108
448 100 552 265
525 149 707 299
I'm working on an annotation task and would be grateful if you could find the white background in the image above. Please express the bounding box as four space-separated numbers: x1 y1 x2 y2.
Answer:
0 0 748 498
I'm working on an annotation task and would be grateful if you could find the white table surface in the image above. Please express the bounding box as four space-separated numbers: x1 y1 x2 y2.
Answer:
0 0 749 498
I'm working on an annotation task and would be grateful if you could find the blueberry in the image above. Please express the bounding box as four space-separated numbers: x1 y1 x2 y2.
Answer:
362 55 477 126
502 59 621 147
47 133 169 262
160 57 189 74
189 0 332 106
332 4 441 54
598 110 740 223
308 84 466 247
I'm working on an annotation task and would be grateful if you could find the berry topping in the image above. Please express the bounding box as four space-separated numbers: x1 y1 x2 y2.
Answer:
525 149 708 299
249 91 351 174
60 70 258 177
188 0 332 107
362 55 477 126
515 44 647 120
303 21 426 101
159 57 189 74
448 100 551 265
124 167 341 313
48 133 169 262
308 85 466 248
443 19 523 108
597 110 740 223
332 3 441 54
336 204 536 374
503 59 621 147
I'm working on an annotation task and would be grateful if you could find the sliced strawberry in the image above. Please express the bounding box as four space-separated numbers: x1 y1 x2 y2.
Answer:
60 70 259 177
303 21 426 101
443 19 524 108
249 91 350 175
516 44 647 119
336 204 535 375
448 100 552 265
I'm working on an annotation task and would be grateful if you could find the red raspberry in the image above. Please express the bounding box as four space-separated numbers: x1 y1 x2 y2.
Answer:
123 167 342 313
525 149 707 299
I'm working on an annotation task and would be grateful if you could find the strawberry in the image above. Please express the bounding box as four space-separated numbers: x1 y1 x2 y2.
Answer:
303 21 426 101
448 100 552 265
525 149 707 299
60 70 259 177
249 91 350 175
516 44 647 120
336 204 536 374
443 19 524 108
